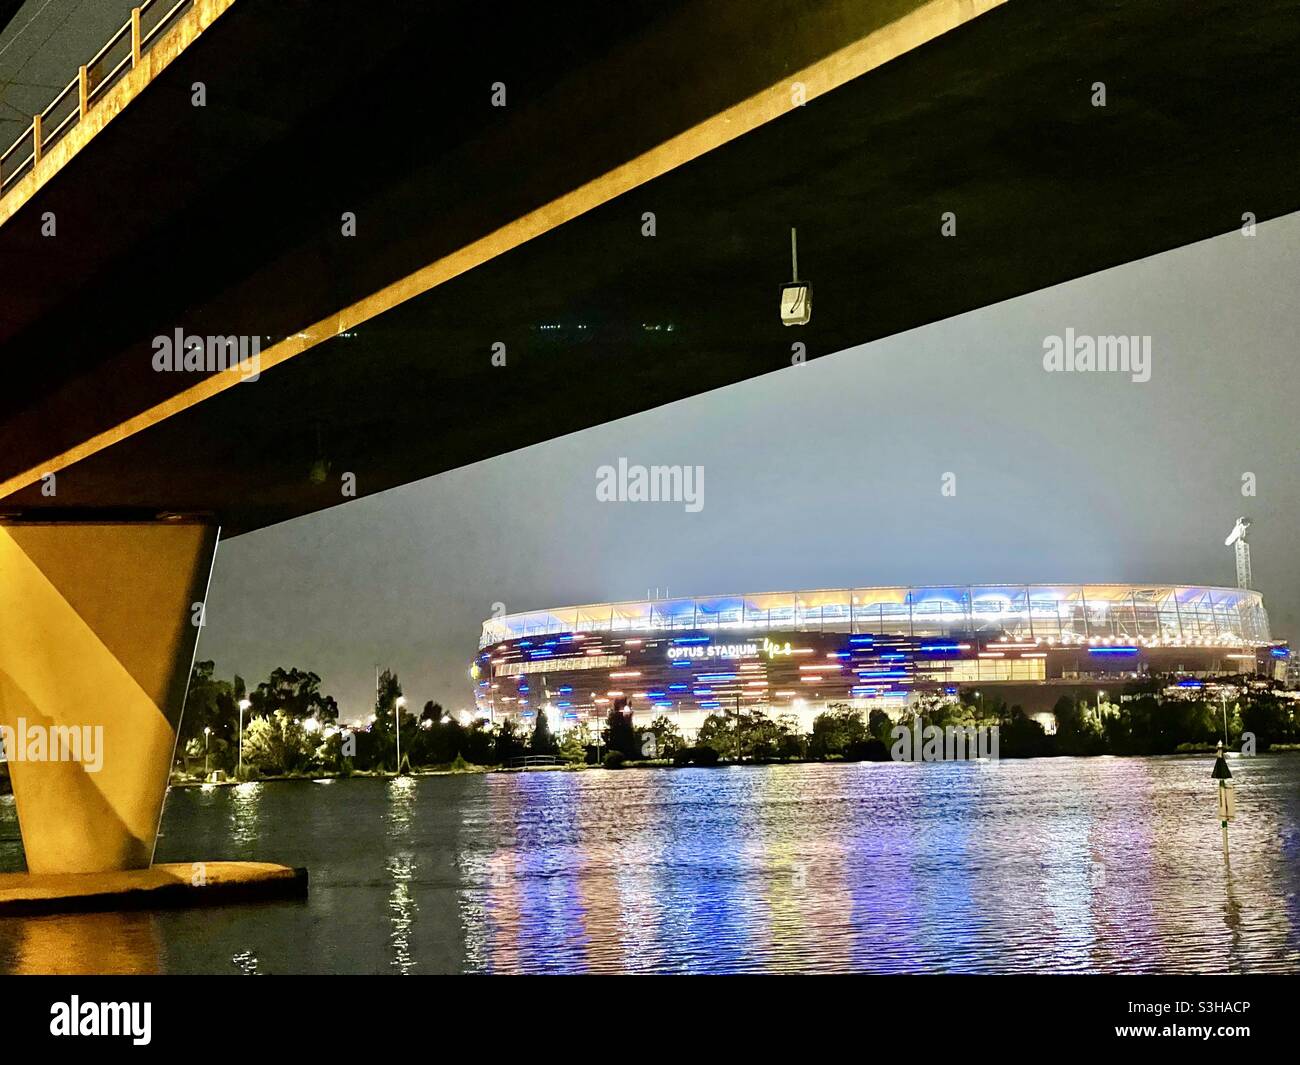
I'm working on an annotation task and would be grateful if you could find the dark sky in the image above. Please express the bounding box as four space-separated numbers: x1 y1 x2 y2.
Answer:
0 0 139 148
197 213 1300 720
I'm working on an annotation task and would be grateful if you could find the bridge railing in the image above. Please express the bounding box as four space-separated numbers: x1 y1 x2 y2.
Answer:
0 0 195 196
507 755 561 769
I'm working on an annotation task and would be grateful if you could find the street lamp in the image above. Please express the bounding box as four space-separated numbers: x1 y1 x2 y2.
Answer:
237 699 251 779
204 726 211 779
395 695 407 775
1096 690 1106 728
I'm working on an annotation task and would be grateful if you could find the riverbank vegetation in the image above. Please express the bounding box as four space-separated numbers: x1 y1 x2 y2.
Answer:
165 661 1299 782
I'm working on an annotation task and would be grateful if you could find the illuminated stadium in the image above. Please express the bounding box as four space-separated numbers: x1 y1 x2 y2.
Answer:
472 584 1288 734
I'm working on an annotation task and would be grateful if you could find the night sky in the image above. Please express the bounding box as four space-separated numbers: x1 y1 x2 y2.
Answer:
198 213 1300 719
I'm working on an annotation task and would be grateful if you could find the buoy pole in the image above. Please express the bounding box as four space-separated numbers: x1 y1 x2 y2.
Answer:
1211 740 1233 866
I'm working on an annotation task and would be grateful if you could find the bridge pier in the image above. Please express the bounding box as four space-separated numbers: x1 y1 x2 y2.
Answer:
0 517 217 874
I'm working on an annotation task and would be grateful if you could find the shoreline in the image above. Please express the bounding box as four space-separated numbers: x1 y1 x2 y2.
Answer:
163 744 1298 788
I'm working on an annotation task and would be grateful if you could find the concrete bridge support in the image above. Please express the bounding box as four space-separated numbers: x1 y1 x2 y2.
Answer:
0 518 217 874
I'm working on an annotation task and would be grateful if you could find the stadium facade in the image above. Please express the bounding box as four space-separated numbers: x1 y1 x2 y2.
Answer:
473 584 1289 734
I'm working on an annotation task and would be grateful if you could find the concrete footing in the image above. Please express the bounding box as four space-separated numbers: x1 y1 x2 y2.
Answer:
0 861 307 916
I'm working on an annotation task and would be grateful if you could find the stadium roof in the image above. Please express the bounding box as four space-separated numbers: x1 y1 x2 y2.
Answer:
480 583 1270 647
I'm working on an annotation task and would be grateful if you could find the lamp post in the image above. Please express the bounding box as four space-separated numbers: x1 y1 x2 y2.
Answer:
1096 690 1106 728
734 693 743 764
237 698 251 779
395 695 407 775
204 726 211 779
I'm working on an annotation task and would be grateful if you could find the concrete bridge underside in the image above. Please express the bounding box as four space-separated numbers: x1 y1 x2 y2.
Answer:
0 0 1297 873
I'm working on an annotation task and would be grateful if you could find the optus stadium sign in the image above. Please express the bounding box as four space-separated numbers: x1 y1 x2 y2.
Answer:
667 641 758 660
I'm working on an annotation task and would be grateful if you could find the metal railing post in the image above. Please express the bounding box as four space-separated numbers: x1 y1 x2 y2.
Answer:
32 115 42 164
79 66 89 118
131 8 142 66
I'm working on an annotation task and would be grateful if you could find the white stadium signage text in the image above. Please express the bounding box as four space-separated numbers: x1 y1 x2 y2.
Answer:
667 643 758 660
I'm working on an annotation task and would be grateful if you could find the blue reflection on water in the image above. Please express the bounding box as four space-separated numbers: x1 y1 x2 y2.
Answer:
1 756 1299 974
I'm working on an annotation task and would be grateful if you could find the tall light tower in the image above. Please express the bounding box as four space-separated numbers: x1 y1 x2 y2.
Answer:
1224 517 1252 590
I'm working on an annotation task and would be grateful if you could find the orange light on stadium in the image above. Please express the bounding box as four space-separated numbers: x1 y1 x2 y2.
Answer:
607 690 625 697
801 675 823 682
610 671 641 678
978 652 1005 658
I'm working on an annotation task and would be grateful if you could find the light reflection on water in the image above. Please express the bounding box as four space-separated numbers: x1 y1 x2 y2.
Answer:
1 757 1298 974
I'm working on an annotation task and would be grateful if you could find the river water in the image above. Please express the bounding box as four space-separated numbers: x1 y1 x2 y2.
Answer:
2 756 1298 974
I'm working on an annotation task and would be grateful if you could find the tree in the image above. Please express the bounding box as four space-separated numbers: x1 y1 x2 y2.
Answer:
808 706 867 759
867 707 894 746
696 713 735 756
179 660 238 758
694 706 784 761
1241 691 1294 750
995 705 1050 758
494 719 526 764
368 669 415 770
558 723 590 765
241 710 317 776
603 699 640 759
462 719 495 765
743 710 786 762
250 666 339 725
406 703 469 767
1052 694 1105 755
530 707 558 755
637 715 683 759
